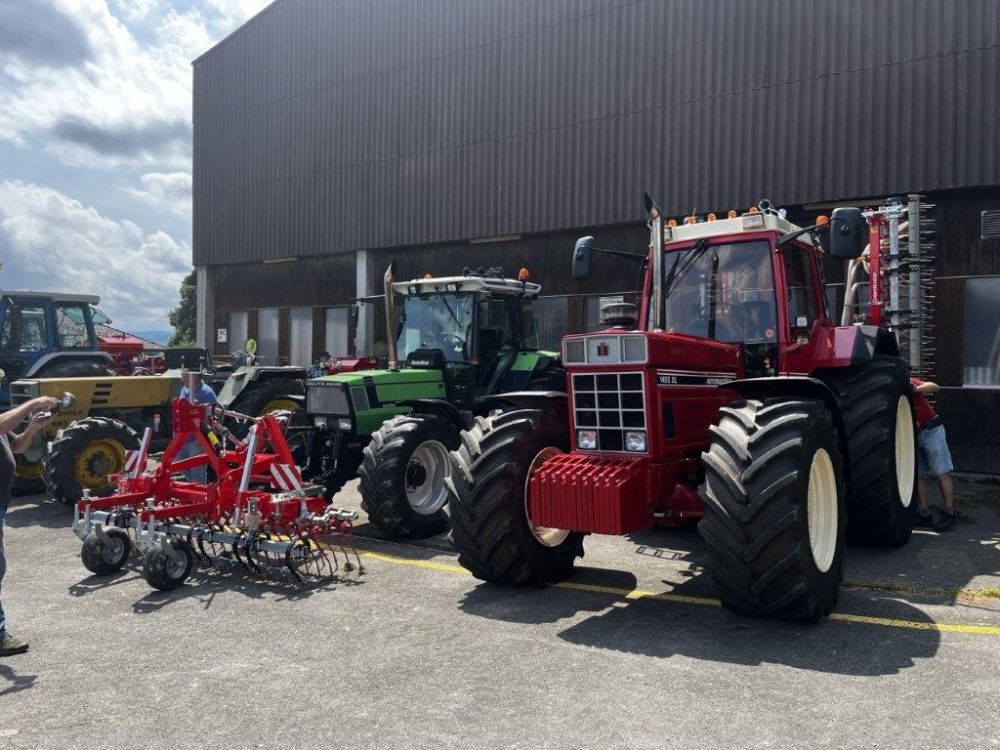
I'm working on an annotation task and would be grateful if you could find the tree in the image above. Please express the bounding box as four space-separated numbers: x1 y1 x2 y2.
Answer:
168 270 197 347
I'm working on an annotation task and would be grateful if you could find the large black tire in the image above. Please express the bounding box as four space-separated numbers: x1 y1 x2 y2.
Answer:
81 527 132 575
229 379 305 438
699 398 846 621
446 408 583 585
43 417 140 506
358 413 459 537
142 539 193 591
36 359 113 378
817 356 917 547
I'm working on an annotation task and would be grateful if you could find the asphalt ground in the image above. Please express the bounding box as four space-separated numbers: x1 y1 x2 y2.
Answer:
1 478 999 749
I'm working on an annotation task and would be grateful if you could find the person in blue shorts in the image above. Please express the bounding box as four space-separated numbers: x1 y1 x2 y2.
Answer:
910 378 956 532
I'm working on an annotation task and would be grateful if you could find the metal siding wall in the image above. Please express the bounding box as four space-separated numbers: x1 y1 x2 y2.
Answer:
193 0 1000 266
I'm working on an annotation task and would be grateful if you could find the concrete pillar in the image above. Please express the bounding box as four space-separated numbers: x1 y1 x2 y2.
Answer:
195 265 215 350
354 250 373 356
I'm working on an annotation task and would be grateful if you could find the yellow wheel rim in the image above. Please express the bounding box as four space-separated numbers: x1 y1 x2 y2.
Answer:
262 398 298 415
74 439 127 489
15 459 43 481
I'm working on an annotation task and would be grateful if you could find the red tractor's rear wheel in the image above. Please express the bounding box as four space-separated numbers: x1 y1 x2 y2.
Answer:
818 356 917 547
447 408 583 585
700 398 846 621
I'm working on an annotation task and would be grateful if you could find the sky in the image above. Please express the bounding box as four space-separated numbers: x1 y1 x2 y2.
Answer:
0 0 271 334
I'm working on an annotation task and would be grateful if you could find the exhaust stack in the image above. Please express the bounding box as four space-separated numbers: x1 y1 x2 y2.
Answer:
384 262 398 369
645 195 665 331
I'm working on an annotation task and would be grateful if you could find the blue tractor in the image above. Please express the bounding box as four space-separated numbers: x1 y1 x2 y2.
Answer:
0 291 113 407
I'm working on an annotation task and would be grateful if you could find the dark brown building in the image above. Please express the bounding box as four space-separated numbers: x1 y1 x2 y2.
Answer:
193 0 1000 471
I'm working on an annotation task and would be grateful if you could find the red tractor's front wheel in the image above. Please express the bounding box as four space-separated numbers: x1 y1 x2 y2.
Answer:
446 408 583 585
700 398 846 621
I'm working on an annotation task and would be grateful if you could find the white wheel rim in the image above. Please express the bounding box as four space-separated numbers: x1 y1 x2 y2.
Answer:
807 448 838 573
895 396 916 508
524 447 570 548
405 440 450 515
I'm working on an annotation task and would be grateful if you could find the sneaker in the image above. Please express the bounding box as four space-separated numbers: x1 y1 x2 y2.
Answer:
933 509 957 533
0 631 29 657
913 510 935 529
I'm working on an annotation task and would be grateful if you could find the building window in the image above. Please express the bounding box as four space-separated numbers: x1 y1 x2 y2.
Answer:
289 307 313 367
963 277 1000 386
325 307 349 356
258 308 279 365
532 296 568 351
229 311 248 353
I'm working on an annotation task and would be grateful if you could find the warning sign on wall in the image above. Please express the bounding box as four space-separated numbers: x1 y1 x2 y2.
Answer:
217 328 227 343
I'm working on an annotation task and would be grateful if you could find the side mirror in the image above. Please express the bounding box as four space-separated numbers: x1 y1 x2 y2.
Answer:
828 207 866 259
572 236 595 280
348 305 359 328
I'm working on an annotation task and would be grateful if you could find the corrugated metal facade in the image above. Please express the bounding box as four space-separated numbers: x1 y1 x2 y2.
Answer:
193 0 1000 265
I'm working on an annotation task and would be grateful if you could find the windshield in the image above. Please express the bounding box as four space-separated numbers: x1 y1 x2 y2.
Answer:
397 293 474 362
662 240 777 343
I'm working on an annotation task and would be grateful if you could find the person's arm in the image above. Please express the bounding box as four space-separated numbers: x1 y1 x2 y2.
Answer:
10 411 50 453
915 381 940 395
0 396 58 437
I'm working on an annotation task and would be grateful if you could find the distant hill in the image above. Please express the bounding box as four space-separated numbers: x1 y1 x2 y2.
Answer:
130 330 173 346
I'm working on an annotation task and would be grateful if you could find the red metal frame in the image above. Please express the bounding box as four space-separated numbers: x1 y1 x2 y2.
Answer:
77 397 349 536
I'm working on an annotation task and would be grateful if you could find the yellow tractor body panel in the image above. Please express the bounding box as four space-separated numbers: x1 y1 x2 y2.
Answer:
10 375 182 438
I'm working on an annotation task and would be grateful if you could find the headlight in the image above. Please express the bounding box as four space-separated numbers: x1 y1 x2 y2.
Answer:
625 431 647 452
577 429 597 450
337 418 352 431
314 416 328 428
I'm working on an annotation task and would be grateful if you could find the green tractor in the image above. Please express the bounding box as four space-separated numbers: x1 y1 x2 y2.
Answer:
302 264 565 538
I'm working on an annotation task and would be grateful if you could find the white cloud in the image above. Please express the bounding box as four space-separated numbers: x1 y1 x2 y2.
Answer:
123 171 192 216
0 180 191 330
0 0 270 169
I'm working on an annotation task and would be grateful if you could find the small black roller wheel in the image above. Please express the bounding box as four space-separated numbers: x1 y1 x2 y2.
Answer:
142 539 194 591
81 527 132 575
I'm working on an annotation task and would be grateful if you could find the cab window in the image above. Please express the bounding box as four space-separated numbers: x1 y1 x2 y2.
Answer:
55 304 92 349
662 240 777 344
1 304 49 352
783 246 820 328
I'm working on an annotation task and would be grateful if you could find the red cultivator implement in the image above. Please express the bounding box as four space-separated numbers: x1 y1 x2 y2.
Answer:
72 395 360 590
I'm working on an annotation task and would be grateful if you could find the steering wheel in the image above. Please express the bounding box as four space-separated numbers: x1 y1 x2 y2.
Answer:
423 332 466 350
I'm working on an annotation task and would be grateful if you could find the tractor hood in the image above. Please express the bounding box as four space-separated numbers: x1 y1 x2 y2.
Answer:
307 367 447 435
560 329 742 376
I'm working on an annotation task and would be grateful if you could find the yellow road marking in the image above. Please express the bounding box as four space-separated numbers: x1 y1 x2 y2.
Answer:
358 548 1000 636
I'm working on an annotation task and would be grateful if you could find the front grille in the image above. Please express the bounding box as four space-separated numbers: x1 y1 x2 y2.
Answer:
572 371 646 452
306 382 350 416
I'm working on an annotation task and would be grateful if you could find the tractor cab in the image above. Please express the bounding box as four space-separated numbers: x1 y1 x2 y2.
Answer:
390 271 544 405
0 291 112 406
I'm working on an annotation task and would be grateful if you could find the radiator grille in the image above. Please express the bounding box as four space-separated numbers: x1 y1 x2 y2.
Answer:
306 382 350 416
571 371 646 452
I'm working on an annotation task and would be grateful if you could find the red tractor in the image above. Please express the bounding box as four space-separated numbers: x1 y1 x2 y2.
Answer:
445 198 917 621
